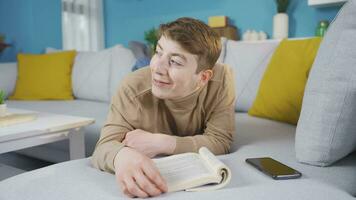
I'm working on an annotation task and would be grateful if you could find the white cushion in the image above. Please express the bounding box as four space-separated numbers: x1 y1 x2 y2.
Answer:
72 45 123 102
109 45 136 98
223 40 280 111
0 62 17 99
217 37 228 63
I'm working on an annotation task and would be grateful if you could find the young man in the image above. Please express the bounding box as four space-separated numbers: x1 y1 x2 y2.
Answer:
92 17 235 198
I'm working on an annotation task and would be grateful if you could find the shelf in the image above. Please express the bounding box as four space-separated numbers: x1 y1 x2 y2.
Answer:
308 0 347 7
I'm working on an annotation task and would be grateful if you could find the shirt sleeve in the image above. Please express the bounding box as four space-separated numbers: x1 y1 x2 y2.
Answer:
173 66 236 155
91 84 139 173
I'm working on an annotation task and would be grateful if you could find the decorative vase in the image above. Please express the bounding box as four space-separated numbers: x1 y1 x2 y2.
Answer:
273 13 289 39
315 20 329 37
0 104 7 117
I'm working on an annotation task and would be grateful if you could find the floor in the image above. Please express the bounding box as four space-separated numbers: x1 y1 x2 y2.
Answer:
0 152 53 181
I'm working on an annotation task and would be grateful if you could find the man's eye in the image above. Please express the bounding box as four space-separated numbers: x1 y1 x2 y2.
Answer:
169 59 182 66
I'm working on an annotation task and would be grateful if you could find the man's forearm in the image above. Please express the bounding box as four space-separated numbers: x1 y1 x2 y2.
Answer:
122 130 176 157
156 134 176 155
91 140 125 173
173 131 233 155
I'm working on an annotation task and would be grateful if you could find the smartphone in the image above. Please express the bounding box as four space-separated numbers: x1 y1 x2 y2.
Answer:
245 157 302 180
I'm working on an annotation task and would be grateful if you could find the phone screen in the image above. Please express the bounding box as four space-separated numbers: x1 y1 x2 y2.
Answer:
246 157 302 180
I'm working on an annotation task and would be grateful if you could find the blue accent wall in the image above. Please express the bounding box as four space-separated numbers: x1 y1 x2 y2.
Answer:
0 0 62 62
0 0 341 62
104 0 341 47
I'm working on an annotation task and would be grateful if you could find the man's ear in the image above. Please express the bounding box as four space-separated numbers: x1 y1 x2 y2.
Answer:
199 69 213 85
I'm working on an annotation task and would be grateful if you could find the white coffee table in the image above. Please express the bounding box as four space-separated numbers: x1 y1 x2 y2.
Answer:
0 108 95 160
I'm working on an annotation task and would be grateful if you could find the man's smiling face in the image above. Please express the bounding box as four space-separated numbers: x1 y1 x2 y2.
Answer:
150 35 203 100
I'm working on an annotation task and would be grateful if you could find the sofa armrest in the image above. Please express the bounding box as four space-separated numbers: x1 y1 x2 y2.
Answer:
0 62 17 99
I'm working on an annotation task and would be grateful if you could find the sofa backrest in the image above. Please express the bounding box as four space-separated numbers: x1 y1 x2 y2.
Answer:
72 47 112 102
110 45 137 99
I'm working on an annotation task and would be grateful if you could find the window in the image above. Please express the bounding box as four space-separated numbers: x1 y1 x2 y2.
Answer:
62 0 104 51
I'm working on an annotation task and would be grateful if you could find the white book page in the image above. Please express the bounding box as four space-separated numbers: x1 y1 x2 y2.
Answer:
186 147 232 192
153 152 218 192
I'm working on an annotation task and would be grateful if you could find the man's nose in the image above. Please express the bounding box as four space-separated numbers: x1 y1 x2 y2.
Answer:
154 57 168 75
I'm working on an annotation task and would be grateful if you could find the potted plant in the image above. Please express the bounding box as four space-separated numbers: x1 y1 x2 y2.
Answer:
273 0 289 39
0 34 11 53
0 90 7 117
144 27 158 56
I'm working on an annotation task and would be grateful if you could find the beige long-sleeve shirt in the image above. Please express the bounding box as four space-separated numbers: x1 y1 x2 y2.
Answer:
91 64 235 173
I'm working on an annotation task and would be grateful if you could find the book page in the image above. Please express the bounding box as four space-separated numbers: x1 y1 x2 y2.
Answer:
153 152 219 192
185 147 231 192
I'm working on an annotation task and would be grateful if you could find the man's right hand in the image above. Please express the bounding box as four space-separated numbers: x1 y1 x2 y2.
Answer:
114 147 168 198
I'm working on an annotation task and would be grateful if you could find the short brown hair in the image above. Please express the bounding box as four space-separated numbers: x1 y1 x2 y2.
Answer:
158 17 221 73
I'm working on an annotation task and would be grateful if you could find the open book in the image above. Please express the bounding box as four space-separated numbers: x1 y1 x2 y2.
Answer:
153 147 231 193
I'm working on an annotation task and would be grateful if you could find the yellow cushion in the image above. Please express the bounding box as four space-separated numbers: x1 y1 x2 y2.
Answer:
248 38 322 125
10 51 76 100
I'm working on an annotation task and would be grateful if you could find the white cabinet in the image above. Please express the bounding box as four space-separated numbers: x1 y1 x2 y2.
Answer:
308 0 347 7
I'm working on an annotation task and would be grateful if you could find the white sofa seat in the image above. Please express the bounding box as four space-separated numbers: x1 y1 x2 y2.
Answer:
0 159 352 200
5 99 109 162
0 113 354 200
0 160 353 200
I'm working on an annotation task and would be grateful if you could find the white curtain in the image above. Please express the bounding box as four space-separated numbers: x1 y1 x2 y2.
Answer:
62 0 104 51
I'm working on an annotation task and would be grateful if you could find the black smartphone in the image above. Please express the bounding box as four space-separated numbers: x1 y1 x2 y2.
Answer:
245 157 302 180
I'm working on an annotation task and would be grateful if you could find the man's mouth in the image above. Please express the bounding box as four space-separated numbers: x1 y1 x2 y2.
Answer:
153 79 172 87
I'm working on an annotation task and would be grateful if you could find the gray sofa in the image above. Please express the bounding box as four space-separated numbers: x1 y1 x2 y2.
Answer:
1 1 356 198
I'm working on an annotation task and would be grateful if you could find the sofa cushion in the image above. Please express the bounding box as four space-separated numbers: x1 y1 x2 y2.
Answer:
10 51 76 100
223 40 279 112
5 99 109 162
72 46 115 102
296 0 356 167
0 112 354 197
0 128 354 199
248 38 321 125
0 62 17 99
217 37 227 63
109 45 136 99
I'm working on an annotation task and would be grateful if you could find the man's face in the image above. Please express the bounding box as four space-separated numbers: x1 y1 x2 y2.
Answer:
150 36 202 100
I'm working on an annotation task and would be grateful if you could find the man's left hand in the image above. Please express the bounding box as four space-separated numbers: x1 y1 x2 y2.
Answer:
122 129 176 158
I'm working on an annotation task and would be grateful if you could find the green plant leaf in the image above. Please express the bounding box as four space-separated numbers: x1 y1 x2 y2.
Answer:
144 27 158 51
275 0 289 13
0 90 5 104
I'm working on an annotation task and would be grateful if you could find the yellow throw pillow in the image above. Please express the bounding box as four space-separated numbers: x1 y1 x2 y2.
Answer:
248 38 322 125
10 50 76 100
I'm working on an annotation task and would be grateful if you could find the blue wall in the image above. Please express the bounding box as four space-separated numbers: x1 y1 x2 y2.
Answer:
0 0 341 62
0 0 62 62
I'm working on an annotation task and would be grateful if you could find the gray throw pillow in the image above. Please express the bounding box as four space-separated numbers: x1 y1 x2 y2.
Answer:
295 0 356 167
